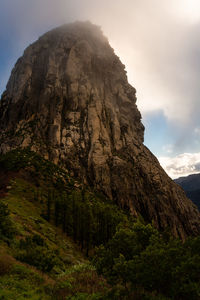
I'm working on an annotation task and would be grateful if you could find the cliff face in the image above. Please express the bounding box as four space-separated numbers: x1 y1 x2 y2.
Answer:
0 21 200 238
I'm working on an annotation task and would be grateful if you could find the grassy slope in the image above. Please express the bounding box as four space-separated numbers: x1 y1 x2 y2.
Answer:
0 149 109 300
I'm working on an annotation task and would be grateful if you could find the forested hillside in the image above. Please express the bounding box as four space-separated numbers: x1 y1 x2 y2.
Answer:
1 149 200 299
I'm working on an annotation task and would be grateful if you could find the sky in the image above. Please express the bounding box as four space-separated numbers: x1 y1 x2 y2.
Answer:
1 0 200 179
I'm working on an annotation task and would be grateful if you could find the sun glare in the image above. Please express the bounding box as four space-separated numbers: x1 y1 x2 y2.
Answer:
180 0 200 23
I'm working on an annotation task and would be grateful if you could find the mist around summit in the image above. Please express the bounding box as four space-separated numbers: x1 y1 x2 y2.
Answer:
1 0 200 179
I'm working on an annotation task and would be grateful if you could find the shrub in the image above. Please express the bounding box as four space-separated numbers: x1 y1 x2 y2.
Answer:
16 235 57 272
53 264 109 299
0 201 15 239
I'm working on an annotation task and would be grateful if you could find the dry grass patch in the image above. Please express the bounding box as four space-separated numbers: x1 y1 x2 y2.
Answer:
0 254 15 276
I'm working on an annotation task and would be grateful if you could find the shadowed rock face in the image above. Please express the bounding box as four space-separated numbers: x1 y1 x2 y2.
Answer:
0 21 200 239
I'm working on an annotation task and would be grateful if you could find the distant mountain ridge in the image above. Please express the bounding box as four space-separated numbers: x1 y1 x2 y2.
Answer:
175 173 200 191
175 173 200 210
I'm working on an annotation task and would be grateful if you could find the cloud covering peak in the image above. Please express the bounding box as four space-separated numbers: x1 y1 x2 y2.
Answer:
1 0 200 177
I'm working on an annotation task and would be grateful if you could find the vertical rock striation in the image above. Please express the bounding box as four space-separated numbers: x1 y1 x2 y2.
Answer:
0 21 200 238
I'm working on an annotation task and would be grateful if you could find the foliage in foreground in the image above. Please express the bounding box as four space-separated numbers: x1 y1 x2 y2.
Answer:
93 220 200 300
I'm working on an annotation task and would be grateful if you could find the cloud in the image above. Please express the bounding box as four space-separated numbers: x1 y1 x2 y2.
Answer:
194 127 200 136
159 152 200 179
2 0 200 124
1 0 200 158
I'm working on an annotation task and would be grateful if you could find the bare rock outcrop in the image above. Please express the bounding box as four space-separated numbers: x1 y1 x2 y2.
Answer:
0 21 200 238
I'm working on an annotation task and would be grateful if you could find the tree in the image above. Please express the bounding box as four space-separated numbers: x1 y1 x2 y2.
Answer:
0 201 15 239
93 220 200 299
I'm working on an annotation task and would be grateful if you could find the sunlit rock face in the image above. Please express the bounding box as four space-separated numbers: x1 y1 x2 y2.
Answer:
0 21 200 238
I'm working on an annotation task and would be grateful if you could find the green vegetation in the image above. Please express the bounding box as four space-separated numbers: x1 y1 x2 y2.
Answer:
0 262 51 300
42 189 125 256
93 220 200 299
0 148 200 299
0 149 117 299
0 148 126 255
15 234 57 272
0 147 69 185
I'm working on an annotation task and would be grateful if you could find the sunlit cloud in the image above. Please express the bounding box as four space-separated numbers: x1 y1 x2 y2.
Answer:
174 0 200 24
159 152 200 179
194 128 200 136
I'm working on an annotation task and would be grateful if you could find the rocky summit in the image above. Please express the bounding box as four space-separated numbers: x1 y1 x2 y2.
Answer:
0 21 199 238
